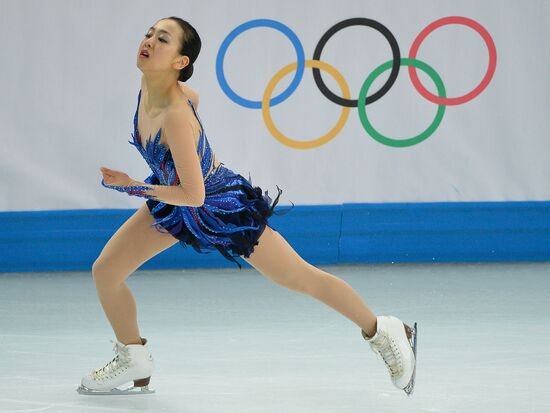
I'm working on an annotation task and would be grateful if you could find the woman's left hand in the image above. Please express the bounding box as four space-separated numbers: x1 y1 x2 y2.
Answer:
100 166 133 187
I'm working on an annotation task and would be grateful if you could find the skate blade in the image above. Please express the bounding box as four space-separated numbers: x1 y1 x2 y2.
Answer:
403 322 418 397
76 384 156 396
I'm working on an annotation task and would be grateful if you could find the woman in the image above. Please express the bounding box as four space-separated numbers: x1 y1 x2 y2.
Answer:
77 16 417 397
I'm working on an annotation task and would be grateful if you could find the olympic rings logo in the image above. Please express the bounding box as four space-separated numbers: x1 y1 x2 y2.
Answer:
216 16 497 149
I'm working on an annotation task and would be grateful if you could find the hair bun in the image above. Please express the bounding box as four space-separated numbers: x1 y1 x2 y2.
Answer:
179 62 194 82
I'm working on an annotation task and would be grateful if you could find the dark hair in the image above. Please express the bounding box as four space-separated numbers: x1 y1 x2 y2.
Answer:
162 16 201 82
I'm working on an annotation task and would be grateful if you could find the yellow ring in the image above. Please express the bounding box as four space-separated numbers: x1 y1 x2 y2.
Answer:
261 59 351 149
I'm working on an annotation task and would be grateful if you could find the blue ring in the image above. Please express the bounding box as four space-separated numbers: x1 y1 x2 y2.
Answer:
216 19 305 109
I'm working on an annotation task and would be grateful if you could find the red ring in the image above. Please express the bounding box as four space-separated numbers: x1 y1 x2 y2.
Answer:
408 16 497 106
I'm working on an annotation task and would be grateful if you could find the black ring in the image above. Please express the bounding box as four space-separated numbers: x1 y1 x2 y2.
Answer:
312 17 401 107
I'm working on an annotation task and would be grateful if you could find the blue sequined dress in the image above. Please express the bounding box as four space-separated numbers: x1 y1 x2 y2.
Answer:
102 90 293 269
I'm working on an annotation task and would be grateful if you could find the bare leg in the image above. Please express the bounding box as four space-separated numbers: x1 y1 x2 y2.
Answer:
242 226 377 337
92 203 178 345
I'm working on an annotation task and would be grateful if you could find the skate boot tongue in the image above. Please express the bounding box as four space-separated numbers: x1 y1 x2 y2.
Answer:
112 339 132 359
368 332 403 379
91 340 131 381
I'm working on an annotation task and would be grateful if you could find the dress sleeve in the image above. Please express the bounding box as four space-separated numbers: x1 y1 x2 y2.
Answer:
101 178 159 200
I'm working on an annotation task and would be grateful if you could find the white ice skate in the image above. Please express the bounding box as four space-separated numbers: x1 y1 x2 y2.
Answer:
76 337 155 395
362 315 417 396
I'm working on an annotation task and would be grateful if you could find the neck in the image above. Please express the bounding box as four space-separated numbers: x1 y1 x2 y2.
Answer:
141 75 179 111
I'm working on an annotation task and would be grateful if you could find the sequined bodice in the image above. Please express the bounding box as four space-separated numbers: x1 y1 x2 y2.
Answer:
128 89 219 186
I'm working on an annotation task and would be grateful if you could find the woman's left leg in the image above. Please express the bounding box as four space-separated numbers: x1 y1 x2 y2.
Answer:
241 225 377 337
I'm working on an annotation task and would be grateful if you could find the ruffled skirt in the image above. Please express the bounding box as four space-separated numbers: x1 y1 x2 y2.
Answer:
144 165 293 269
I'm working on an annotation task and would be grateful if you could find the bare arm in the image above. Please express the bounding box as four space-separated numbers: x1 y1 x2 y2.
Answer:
127 109 206 207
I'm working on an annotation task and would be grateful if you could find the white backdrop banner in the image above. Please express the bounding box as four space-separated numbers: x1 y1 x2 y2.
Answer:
1 0 548 211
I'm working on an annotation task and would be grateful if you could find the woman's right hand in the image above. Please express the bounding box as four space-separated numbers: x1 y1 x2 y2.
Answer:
100 166 132 187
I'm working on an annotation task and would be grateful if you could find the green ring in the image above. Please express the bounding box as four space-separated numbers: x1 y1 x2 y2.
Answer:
357 57 447 147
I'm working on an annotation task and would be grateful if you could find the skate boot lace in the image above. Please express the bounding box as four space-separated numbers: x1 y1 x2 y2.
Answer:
91 340 132 381
370 331 403 380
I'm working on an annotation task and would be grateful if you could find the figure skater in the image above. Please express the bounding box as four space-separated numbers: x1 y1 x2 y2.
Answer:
77 16 417 397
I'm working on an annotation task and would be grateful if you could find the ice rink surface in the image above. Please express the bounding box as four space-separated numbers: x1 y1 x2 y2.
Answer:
1 262 548 412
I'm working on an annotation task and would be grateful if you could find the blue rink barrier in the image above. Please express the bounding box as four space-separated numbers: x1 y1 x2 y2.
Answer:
1 201 550 272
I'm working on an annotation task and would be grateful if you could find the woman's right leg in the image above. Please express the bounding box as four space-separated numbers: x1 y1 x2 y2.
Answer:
92 203 178 345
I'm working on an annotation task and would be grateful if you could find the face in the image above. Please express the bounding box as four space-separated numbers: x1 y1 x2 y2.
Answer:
137 19 189 74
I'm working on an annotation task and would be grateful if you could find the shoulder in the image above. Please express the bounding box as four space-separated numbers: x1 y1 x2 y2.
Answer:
163 108 198 151
163 104 196 139
164 106 192 130
178 81 199 109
